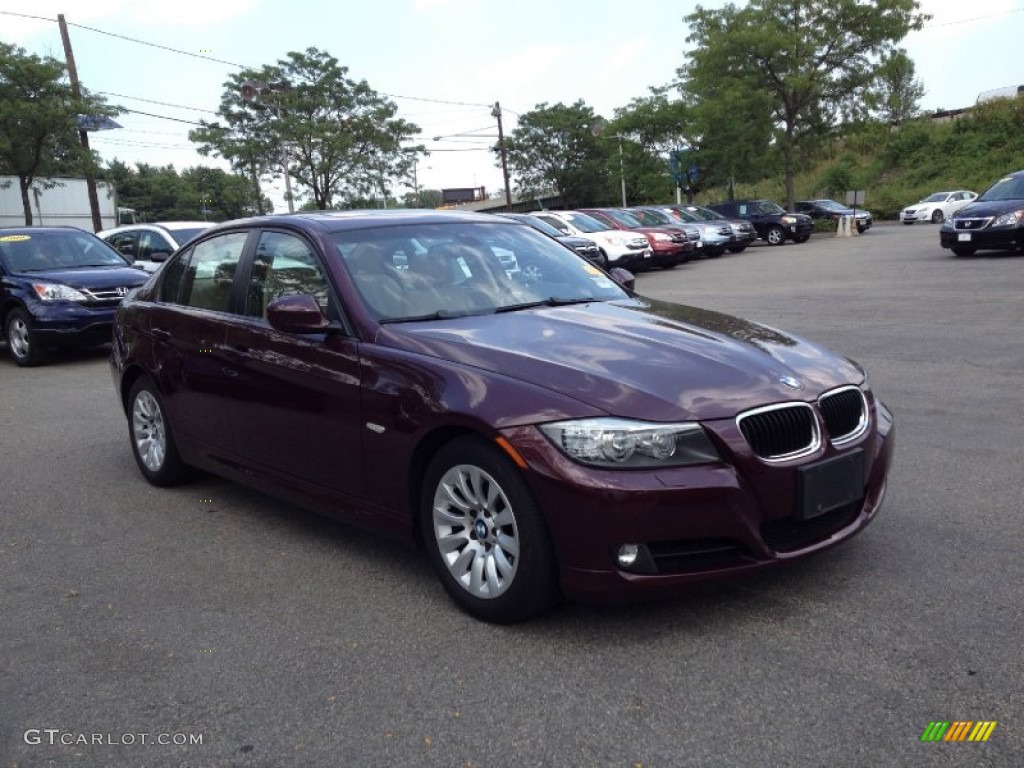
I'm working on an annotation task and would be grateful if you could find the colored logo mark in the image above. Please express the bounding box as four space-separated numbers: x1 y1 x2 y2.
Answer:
920 721 997 742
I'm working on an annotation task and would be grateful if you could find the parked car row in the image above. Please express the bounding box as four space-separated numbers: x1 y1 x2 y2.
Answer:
518 203 765 272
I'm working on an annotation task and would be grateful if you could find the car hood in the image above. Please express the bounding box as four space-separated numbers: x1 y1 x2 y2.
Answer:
15 265 149 289
954 199 1024 218
380 297 862 422
557 235 598 249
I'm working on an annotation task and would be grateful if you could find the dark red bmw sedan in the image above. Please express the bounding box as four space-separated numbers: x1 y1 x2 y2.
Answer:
111 210 894 622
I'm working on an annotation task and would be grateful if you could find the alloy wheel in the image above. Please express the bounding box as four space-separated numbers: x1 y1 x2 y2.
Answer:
431 464 520 599
132 390 167 472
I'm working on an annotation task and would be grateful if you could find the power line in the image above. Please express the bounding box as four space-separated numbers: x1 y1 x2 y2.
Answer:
118 108 206 126
925 7 1019 29
98 91 219 115
66 20 250 68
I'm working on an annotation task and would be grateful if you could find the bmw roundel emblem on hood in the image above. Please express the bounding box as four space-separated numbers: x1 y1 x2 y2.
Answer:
780 375 804 390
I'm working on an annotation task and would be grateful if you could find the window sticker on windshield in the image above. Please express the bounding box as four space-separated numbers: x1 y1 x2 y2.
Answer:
582 264 602 275
591 276 616 289
0 235 31 242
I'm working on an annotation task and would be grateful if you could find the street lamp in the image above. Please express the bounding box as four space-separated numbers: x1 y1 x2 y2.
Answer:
591 120 627 207
241 80 295 214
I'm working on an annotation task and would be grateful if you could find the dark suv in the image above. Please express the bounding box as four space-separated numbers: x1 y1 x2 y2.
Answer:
940 170 1024 257
795 199 873 233
708 199 813 245
0 227 149 366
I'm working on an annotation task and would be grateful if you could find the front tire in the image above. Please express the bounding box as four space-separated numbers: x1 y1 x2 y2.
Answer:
5 308 46 367
792 234 810 244
128 376 192 486
931 210 944 223
765 225 785 246
950 246 976 257
420 436 557 623
727 244 748 254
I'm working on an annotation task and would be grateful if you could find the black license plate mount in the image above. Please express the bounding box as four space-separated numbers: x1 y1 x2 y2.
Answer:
796 449 865 521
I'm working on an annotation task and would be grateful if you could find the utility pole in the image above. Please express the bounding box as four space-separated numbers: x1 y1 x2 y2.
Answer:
492 102 512 209
58 14 102 233
617 133 627 208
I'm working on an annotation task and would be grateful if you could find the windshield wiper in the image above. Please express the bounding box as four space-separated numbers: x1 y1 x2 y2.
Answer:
380 309 475 323
495 296 597 313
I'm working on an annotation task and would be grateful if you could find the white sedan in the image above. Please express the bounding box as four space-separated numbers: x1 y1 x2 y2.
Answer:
901 190 977 224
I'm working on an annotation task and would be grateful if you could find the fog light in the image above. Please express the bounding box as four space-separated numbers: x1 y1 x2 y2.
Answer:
616 544 640 568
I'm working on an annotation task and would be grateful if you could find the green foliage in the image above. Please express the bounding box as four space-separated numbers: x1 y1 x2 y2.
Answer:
99 160 270 221
0 42 116 224
190 47 422 210
504 101 613 207
680 0 928 209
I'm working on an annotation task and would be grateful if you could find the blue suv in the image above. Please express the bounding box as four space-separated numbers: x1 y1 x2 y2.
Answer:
0 227 149 366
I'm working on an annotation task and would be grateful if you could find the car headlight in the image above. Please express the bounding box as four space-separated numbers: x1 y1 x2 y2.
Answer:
651 232 671 242
781 215 797 224
32 283 88 302
539 417 720 469
606 234 628 246
700 225 717 237
992 209 1024 227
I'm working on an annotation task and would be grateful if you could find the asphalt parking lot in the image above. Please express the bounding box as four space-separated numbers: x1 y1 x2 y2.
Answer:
1 222 1021 767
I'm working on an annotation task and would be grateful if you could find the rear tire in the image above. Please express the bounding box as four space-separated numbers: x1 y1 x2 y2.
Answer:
420 436 558 623
127 376 192 486
5 308 46 367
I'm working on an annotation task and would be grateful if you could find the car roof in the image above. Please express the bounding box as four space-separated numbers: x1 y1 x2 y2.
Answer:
199 209 512 237
0 226 98 236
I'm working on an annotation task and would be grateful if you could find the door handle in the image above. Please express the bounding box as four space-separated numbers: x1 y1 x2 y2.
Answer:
152 328 170 342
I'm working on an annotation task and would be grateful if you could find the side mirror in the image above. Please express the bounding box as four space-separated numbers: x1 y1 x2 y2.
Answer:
609 267 635 292
149 248 173 263
266 294 330 333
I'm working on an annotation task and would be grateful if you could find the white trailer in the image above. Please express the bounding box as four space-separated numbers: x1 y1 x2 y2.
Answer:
0 176 136 231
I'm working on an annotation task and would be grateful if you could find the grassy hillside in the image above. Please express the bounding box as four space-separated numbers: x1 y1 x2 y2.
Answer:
697 98 1024 219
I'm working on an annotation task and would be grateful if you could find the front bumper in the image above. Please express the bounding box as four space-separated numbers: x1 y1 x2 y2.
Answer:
901 210 932 223
940 226 1024 252
501 398 894 602
15 300 119 347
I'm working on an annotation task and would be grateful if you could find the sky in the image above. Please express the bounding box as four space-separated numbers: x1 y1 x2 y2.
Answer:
2 0 1022 213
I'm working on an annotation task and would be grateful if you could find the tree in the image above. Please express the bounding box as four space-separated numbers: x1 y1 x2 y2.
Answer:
867 50 926 127
609 92 684 203
680 0 928 209
100 161 270 221
190 48 423 210
504 101 612 207
0 43 115 224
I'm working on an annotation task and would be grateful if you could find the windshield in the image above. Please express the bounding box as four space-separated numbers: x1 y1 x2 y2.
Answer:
978 175 1024 202
502 214 563 238
561 212 613 233
0 230 127 272
922 193 949 203
684 205 720 221
603 209 644 228
630 209 674 226
755 201 787 215
169 227 209 246
331 222 627 322
815 200 848 211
